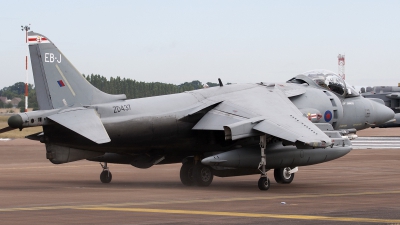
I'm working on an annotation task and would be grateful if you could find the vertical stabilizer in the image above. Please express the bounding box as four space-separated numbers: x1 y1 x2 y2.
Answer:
28 31 126 110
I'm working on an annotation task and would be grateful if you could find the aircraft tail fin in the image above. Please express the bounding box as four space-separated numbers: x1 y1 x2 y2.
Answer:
28 31 126 110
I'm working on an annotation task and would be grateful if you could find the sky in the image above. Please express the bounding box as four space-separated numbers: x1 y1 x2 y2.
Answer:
1 0 400 90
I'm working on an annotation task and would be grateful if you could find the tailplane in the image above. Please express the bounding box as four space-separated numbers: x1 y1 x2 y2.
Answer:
28 31 126 110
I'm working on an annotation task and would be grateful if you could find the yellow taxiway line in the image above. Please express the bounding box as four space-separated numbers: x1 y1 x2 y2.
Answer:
1 190 400 212
76 207 400 224
1 189 399 224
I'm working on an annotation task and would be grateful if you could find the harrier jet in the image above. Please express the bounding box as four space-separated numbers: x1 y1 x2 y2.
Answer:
360 85 400 128
0 32 394 190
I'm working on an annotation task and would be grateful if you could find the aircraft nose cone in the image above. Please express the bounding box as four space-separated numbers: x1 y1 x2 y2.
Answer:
371 100 394 125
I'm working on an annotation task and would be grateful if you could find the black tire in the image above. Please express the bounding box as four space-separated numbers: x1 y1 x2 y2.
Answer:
258 177 270 190
274 169 283 184
274 167 294 184
193 163 213 187
100 170 112 183
180 162 195 186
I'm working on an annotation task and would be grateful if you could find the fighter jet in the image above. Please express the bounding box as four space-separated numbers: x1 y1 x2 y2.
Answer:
0 32 394 190
360 85 400 128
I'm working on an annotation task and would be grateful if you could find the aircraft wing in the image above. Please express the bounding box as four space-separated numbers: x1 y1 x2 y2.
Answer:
48 108 111 144
193 84 331 147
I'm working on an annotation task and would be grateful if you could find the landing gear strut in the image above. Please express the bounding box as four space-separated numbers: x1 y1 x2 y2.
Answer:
258 135 270 190
100 162 112 183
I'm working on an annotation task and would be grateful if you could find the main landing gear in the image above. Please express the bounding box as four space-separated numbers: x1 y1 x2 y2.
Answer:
100 162 112 183
180 158 213 187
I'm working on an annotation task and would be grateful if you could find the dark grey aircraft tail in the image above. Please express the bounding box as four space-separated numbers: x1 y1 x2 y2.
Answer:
28 31 126 110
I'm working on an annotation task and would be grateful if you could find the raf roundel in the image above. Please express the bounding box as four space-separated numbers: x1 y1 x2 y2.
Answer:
324 110 332 122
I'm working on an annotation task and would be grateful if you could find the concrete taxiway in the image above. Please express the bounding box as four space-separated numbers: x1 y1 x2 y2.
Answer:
0 128 400 224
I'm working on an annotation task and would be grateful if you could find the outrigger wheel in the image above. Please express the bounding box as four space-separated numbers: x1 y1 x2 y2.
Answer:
100 162 112 183
100 170 112 183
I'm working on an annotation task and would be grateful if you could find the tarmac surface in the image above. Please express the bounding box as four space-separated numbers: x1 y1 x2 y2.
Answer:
1 128 400 224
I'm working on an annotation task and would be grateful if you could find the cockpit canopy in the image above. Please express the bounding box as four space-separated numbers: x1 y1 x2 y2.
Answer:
292 70 359 98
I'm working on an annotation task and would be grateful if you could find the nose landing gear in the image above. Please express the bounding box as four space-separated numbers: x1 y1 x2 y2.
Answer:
258 135 270 190
100 162 112 183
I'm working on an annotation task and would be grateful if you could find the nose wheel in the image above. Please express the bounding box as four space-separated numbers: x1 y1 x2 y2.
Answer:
258 177 270 190
100 162 112 183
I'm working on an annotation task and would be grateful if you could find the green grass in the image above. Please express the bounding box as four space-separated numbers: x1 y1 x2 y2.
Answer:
0 116 8 122
0 116 42 139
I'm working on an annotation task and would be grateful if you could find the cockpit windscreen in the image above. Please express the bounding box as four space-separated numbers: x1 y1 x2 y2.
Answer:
301 70 359 98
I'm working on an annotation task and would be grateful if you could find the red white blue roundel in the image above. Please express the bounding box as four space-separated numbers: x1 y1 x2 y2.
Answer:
324 110 332 122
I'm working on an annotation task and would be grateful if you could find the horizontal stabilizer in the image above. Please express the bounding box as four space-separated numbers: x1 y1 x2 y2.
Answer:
48 108 110 144
0 126 17 134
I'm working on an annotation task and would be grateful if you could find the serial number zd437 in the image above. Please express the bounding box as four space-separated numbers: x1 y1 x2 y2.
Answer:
113 104 131 113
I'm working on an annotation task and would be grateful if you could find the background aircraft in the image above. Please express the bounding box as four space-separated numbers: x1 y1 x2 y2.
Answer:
0 32 394 190
360 86 400 128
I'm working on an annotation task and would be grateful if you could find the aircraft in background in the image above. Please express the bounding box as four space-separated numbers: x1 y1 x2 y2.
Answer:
0 32 394 190
360 86 400 128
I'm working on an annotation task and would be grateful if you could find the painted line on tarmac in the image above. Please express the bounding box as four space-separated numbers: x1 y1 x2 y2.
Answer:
0 138 11 141
356 137 400 140
74 207 400 224
352 146 400 149
0 190 400 212
351 137 400 149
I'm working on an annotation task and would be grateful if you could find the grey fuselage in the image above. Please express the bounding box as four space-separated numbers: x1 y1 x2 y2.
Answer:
361 86 400 128
41 81 391 164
